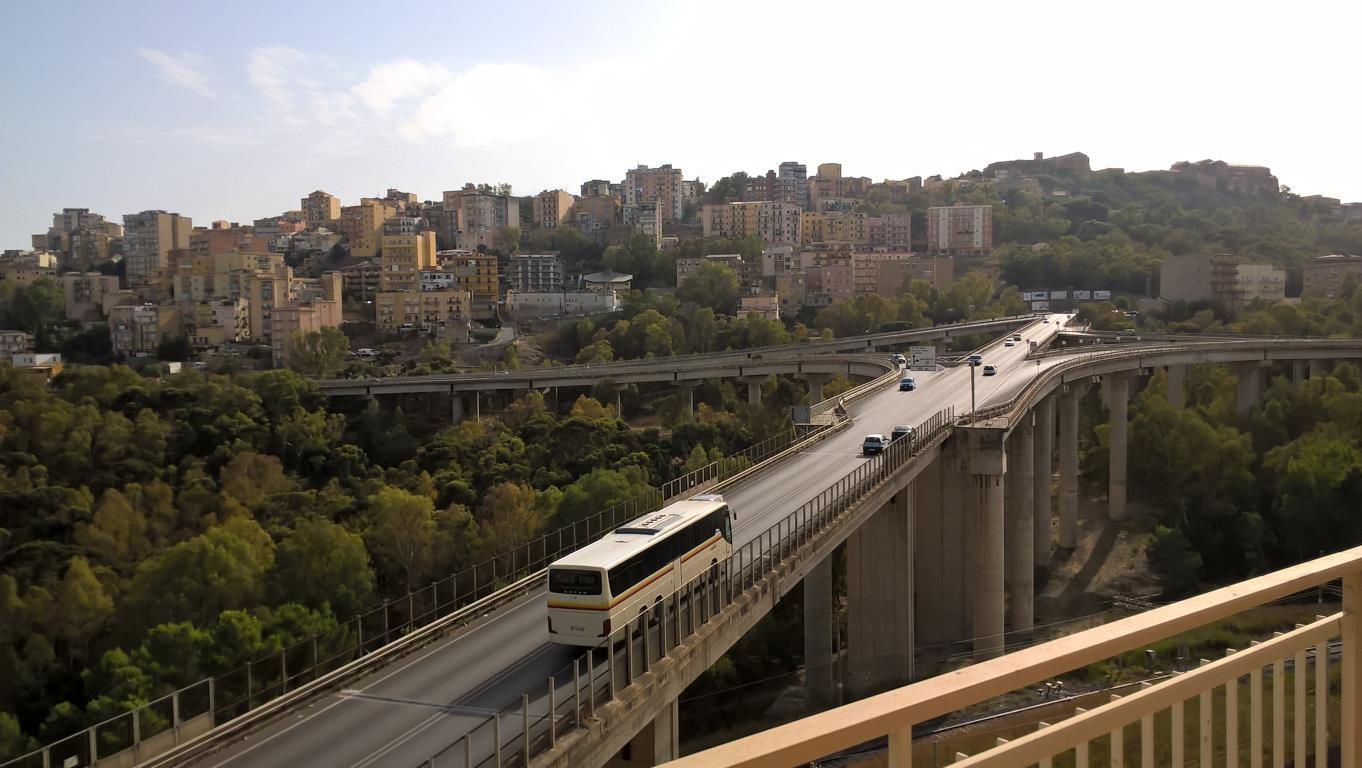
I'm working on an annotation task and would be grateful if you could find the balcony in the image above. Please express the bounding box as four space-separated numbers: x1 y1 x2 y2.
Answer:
668 546 1362 768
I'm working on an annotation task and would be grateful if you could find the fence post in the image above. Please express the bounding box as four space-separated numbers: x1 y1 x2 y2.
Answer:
356 617 364 657
1344 571 1362 768
41 746 50 768
465 734 472 768
548 676 557 747
132 707 141 761
494 713 502 768
208 676 217 726
246 661 253 709
89 725 98 763
608 634 617 699
523 693 531 764
382 601 390 643
312 634 319 679
573 657 581 729
172 688 181 745
281 649 288 693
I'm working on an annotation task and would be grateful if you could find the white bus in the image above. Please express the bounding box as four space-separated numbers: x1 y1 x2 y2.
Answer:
546 494 734 646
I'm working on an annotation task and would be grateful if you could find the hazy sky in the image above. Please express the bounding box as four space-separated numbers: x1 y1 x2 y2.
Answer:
3 0 1360 248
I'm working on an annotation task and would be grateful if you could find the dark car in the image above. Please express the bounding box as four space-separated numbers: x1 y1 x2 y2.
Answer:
899 377 916 391
891 425 914 442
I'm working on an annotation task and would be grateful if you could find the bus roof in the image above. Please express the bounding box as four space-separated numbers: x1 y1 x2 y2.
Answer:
550 498 728 572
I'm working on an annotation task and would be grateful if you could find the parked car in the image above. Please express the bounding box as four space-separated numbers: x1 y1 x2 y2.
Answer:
982 364 998 376
967 354 983 366
899 377 916 391
862 434 888 456
891 425 914 442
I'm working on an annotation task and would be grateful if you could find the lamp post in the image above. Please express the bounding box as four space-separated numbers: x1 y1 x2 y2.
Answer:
970 359 976 415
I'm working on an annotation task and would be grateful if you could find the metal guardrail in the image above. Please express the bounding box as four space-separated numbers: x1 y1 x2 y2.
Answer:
415 405 957 767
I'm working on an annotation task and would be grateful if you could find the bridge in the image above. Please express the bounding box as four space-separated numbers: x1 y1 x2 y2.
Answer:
12 318 1362 768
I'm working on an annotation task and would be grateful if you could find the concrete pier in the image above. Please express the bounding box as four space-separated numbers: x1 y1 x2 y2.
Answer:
1058 386 1080 549
1006 419 1035 633
803 555 834 707
1236 364 1263 417
607 698 678 766
1108 374 1129 521
957 427 1006 659
743 376 764 406
1166 364 1187 409
846 484 914 694
1032 395 1055 566
913 457 944 647
1293 360 1306 390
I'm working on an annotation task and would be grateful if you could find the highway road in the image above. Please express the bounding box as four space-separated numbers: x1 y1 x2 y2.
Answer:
198 315 1072 768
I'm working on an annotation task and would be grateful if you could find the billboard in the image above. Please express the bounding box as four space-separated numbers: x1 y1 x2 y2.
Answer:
1051 290 1068 300
908 346 937 372
1032 291 1049 300
1031 301 1050 311
1073 290 1092 300
1094 290 1112 300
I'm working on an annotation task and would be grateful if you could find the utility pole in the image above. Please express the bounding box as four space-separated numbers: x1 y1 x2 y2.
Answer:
970 361 976 415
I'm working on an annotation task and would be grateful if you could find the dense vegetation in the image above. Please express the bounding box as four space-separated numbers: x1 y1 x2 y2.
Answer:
1075 361 1362 596
0 364 793 758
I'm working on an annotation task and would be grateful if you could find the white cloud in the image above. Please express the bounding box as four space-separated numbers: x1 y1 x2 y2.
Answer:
246 46 357 129
398 63 579 148
137 48 213 96
351 60 452 114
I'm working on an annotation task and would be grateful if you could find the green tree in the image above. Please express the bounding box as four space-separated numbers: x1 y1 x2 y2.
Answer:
269 518 375 616
366 487 436 592
74 488 151 566
677 263 740 314
157 334 191 362
3 277 64 351
477 482 543 555
45 557 113 657
287 327 351 377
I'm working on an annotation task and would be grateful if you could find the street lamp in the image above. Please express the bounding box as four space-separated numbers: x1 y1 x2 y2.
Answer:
970 359 976 415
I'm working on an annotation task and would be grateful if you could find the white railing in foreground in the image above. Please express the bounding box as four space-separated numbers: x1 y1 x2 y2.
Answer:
664 547 1362 768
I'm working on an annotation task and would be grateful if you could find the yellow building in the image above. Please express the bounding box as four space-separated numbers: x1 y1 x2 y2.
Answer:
443 251 499 319
533 190 576 228
185 299 250 348
62 272 124 323
801 212 868 247
375 290 472 337
123 210 192 288
108 304 182 356
271 300 341 367
701 201 802 245
335 199 396 258
301 190 341 228
380 230 438 292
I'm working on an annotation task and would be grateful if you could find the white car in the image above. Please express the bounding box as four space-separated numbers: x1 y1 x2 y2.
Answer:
1004 340 1015 347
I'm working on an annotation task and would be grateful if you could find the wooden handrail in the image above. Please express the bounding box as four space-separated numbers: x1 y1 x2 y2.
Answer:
664 545 1362 768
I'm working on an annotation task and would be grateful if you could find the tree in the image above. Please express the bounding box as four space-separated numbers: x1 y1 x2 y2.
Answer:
269 519 375 617
1147 525 1203 597
157 334 191 362
287 327 350 377
477 482 543 555
366 487 436 592
45 557 113 656
3 277 64 351
0 712 36 761
219 451 294 511
74 488 151 566
677 263 740 315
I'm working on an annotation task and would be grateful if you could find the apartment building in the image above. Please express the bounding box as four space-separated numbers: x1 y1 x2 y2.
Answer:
184 299 250 348
877 253 954 292
624 164 684 221
123 210 192 288
806 263 853 303
374 290 471 336
334 199 396 259
623 201 663 246
270 300 342 367
1159 253 1285 311
108 304 182 356
808 163 872 211
738 294 780 322
677 253 747 286
926 204 994 257
867 215 912 249
33 208 123 271
379 225 437 293
504 290 619 321
338 259 380 300
253 215 306 241
301 190 341 228
701 201 802 245
62 272 125 323
571 195 620 235
0 331 33 356
1303 254 1362 298
801 211 867 247
507 254 564 293
442 185 520 250
533 190 576 228
442 250 499 319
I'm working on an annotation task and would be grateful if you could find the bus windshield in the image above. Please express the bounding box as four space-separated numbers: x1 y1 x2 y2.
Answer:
549 568 602 595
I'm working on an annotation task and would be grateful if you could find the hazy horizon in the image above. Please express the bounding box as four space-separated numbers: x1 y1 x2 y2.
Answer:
3 0 1360 248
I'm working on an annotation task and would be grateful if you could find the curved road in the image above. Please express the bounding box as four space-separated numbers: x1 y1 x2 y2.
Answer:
198 316 1072 768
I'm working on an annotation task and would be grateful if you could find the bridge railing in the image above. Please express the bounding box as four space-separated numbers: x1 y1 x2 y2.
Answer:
416 405 957 767
662 546 1362 768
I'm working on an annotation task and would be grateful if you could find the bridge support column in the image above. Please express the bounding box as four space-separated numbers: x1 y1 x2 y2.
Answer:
1293 360 1306 390
1166 364 1187 409
1108 374 1130 521
801 372 831 402
914 456 944 650
847 484 914 695
742 376 765 407
958 427 1006 660
474 390 481 422
803 555 834 708
941 440 967 641
676 382 699 421
451 390 464 424
1006 418 1034 634
1058 386 1080 549
1236 364 1264 417
1032 395 1055 567
608 698 678 766
1310 358 1332 379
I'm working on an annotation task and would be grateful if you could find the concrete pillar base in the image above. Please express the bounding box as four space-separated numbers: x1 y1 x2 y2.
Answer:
1006 420 1035 633
606 698 678 766
1108 374 1129 521
914 457 944 648
1058 387 1080 548
969 472 1005 659
451 391 464 424
1032 396 1055 567
1236 365 1263 417
1293 360 1306 390
742 376 765 407
1166 364 1187 410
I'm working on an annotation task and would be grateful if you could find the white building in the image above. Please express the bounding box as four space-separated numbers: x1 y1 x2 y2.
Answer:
504 290 621 321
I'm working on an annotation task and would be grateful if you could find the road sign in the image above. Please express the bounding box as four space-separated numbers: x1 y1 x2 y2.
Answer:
908 346 936 371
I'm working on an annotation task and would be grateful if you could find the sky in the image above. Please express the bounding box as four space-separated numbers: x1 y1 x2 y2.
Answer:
2 0 1360 248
